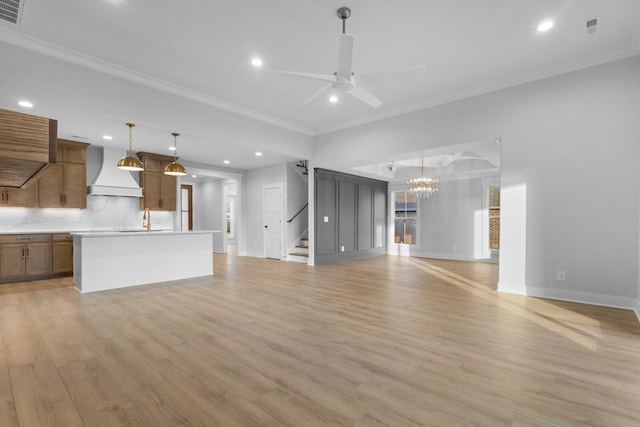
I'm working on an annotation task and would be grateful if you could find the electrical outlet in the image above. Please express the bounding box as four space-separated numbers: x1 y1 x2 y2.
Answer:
557 271 566 281
341 245 344 252
324 216 329 223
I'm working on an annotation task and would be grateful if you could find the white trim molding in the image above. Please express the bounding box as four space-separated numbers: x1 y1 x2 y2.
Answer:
0 26 314 136
499 284 639 321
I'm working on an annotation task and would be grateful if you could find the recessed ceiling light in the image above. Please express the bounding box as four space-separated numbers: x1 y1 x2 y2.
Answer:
329 95 338 103
223 160 230 164
191 175 197 178
251 58 263 67
169 146 177 151
103 135 113 140
255 152 263 156
18 100 33 108
537 20 554 32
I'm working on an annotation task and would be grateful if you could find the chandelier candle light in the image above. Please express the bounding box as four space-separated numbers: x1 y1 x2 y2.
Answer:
407 158 438 199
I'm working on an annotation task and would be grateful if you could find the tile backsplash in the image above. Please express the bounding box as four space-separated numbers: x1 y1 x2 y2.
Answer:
0 196 175 232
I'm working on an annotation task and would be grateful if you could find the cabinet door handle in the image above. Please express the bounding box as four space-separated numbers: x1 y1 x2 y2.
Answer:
26 247 29 258
22 248 25 259
4 191 8 203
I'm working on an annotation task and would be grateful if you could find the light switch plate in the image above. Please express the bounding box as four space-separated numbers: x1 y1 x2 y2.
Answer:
324 216 329 222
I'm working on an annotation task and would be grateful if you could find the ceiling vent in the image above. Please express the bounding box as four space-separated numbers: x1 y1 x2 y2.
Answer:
586 18 598 35
0 0 24 25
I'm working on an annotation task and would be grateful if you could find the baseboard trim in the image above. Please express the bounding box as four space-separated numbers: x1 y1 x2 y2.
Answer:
395 251 498 264
240 251 264 258
497 281 526 295
498 283 638 318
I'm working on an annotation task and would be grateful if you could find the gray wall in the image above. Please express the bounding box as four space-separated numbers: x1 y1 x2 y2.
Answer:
315 169 387 265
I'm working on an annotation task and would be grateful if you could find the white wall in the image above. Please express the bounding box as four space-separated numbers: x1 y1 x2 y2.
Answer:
315 55 640 309
240 163 285 257
191 179 224 252
285 162 308 256
390 175 499 262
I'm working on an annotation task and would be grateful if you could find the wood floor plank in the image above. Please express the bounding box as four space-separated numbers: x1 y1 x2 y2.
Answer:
0 251 639 426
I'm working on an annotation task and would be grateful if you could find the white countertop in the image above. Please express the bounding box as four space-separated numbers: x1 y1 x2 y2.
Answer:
72 230 221 237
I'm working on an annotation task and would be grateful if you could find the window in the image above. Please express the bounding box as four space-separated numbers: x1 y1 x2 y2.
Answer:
394 191 417 245
489 185 500 250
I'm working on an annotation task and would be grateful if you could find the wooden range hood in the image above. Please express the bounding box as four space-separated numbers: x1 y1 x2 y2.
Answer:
0 108 57 188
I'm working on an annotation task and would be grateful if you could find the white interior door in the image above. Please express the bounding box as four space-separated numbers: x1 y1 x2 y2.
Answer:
263 184 282 259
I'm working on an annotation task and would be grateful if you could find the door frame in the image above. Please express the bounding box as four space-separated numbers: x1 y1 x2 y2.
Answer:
180 184 193 230
262 182 284 259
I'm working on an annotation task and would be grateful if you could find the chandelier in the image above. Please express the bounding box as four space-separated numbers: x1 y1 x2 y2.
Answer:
407 158 438 199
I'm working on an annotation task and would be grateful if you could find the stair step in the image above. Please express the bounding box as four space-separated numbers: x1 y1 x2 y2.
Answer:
289 252 309 257
296 245 308 249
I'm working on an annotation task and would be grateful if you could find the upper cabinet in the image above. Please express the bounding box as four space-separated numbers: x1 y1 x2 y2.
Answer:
0 108 57 188
0 182 37 207
137 152 177 211
37 140 89 208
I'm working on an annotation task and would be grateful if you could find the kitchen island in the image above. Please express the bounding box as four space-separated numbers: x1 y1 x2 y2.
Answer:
71 230 218 293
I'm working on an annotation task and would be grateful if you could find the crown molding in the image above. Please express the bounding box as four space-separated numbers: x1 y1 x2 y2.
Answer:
0 26 315 136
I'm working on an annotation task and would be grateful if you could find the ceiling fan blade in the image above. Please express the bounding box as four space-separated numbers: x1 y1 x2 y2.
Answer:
347 85 383 108
302 83 333 105
359 65 426 80
337 33 354 78
268 69 336 83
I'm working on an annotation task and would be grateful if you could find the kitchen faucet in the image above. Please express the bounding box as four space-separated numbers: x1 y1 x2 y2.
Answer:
143 208 151 231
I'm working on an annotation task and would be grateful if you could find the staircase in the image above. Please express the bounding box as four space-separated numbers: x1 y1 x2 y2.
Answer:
288 236 309 262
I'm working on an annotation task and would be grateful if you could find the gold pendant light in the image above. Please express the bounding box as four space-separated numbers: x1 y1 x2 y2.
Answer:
164 132 187 176
117 123 144 171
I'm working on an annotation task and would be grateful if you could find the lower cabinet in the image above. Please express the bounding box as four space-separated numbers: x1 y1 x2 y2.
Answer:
0 234 51 281
0 233 73 283
52 234 73 275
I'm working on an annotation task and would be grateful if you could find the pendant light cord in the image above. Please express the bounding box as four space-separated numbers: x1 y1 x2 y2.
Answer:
127 123 135 154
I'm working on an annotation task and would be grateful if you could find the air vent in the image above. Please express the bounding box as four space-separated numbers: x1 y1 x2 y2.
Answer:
0 0 24 25
586 18 598 35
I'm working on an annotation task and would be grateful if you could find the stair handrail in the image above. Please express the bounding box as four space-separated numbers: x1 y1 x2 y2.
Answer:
287 202 308 223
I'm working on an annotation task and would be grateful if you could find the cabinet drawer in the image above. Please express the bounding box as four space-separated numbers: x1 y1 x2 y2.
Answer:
52 233 73 241
0 234 52 243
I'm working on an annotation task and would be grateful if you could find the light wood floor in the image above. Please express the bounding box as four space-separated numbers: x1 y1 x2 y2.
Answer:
0 253 639 426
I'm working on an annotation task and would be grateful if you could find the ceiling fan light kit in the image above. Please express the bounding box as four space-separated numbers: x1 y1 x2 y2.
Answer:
269 6 425 108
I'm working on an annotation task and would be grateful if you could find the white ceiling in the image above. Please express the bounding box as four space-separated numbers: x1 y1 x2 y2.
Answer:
0 0 639 171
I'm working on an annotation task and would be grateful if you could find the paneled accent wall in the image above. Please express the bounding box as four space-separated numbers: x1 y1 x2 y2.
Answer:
314 169 387 265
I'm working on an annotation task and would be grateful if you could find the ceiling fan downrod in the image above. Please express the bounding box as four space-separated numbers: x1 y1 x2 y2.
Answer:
337 7 351 34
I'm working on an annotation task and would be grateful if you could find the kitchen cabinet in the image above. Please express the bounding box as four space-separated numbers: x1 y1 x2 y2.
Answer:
0 234 51 281
37 140 88 208
0 182 37 207
137 152 177 211
52 233 73 274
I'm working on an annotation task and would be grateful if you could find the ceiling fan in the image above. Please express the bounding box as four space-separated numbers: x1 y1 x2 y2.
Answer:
270 7 426 108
